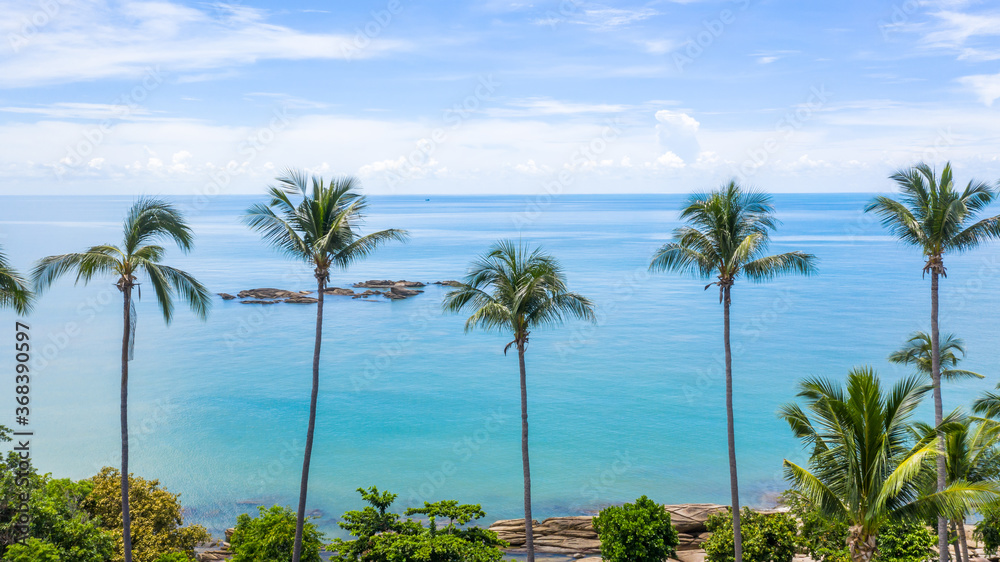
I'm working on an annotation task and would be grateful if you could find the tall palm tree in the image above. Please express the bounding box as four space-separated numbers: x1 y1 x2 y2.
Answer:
866 162 1000 561
889 332 983 381
0 244 32 314
243 170 408 562
913 414 1000 562
780 367 996 562
443 240 595 562
649 180 816 562
32 198 211 562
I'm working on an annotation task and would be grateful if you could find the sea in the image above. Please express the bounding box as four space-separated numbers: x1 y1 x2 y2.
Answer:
2 193 999 539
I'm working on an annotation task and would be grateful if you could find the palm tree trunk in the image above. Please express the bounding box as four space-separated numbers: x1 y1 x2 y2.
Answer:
848 527 877 562
951 521 962 562
292 277 325 562
959 520 970 562
932 270 948 562
120 286 133 562
518 341 535 562
723 284 742 562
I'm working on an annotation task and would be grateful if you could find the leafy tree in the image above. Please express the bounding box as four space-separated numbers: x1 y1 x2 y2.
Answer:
0 452 112 562
80 467 209 562
443 240 594 562
2 537 61 561
780 367 995 562
229 505 323 562
781 490 849 562
866 161 1000 562
244 171 407 562
151 554 191 562
0 244 32 314
592 495 679 562
974 503 1000 556
329 487 506 562
703 508 797 562
872 523 935 562
32 198 211 562
650 181 816 562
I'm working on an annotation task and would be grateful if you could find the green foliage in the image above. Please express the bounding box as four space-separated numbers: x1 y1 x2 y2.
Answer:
0 453 113 562
975 503 1000 555
873 523 935 562
152 553 192 562
2 537 61 562
229 505 323 562
592 495 679 562
328 487 507 562
81 467 209 562
704 508 798 562
781 490 848 562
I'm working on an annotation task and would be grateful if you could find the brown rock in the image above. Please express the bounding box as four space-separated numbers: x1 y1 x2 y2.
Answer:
218 293 236 300
677 533 701 551
394 280 425 287
240 300 278 305
324 287 356 296
388 286 422 298
435 280 463 286
354 280 396 288
666 504 728 534
352 290 381 299
284 296 319 304
674 550 707 562
237 288 303 299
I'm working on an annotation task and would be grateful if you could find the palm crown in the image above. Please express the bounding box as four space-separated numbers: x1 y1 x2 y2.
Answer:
865 162 1000 276
649 180 816 301
0 245 33 314
443 240 595 349
32 198 210 322
889 332 983 381
243 170 408 282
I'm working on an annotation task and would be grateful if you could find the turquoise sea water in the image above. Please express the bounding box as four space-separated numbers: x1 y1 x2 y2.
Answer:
3 194 1000 539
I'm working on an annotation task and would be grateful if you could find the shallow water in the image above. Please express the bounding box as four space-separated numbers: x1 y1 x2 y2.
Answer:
3 193 999 539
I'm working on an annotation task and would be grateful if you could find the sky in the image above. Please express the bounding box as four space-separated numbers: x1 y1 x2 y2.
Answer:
0 0 999 195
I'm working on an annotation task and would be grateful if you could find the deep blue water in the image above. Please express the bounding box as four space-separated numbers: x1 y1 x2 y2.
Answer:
2 193 999 539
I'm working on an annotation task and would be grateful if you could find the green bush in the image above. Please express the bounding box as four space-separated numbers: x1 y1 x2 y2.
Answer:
3 538 62 562
874 523 935 562
703 508 797 562
782 490 849 562
229 505 323 562
328 487 507 562
592 495 679 562
976 504 1000 556
152 552 193 562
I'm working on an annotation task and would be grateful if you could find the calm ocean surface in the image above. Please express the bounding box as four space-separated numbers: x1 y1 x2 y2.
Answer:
2 193 1000 538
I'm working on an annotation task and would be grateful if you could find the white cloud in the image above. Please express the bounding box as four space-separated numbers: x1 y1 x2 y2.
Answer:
656 151 686 168
0 0 411 88
655 109 701 162
0 103 153 120
958 72 1000 105
488 97 629 117
639 39 677 55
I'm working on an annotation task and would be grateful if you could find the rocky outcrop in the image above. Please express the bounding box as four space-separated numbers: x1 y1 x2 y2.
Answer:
324 287 356 296
195 529 234 561
354 280 426 289
389 286 422 298
237 288 308 300
218 293 236 300
284 296 319 304
352 290 381 299
666 503 728 534
434 280 462 287
240 300 278 305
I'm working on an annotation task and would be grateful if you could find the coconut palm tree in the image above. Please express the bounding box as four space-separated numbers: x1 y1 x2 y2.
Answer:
243 170 408 562
443 240 595 562
0 244 32 314
32 198 211 562
913 414 1000 562
889 332 983 382
866 162 1000 560
649 180 816 562
780 367 996 562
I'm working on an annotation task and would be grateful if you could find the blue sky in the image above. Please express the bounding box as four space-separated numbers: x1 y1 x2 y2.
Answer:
1 0 999 194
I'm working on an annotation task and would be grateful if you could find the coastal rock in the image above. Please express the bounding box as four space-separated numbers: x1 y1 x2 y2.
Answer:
434 280 463 287
354 280 396 288
674 550 707 562
240 300 278 305
394 280 425 288
284 296 318 304
225 528 234 541
324 287 356 296
352 290 381 299
218 293 236 300
237 288 302 300
388 286 422 298
666 504 728 534
489 517 599 554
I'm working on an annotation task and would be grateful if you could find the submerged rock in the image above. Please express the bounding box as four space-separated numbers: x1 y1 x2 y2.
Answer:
353 280 396 288
434 280 463 287
218 293 236 300
240 300 278 305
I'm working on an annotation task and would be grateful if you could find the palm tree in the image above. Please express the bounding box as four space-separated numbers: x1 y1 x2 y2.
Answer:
866 162 1000 561
0 244 32 314
913 414 1000 562
649 180 816 562
243 170 408 562
443 240 595 562
889 332 983 381
32 198 211 562
780 367 996 562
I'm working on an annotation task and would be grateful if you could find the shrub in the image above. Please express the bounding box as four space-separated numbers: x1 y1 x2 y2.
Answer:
3 537 62 561
874 523 935 562
976 504 1000 556
703 508 797 562
152 552 194 562
592 495 679 562
81 467 209 562
328 487 507 562
229 505 323 562
782 490 848 562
